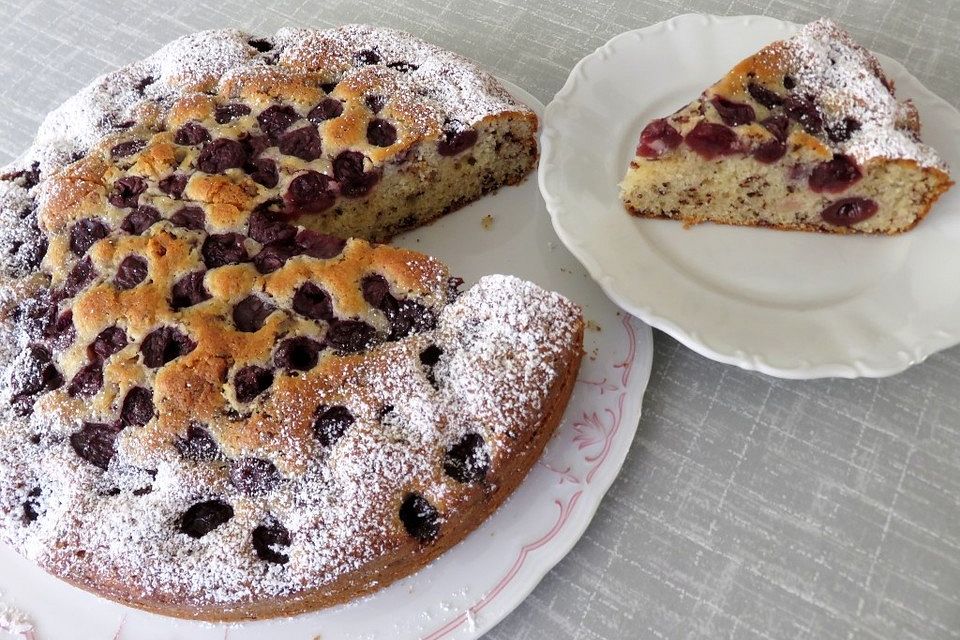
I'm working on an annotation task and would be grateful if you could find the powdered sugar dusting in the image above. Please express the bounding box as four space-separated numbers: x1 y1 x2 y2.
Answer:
770 19 945 169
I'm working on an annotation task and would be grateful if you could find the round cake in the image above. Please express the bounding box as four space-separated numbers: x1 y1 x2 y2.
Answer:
0 25 583 620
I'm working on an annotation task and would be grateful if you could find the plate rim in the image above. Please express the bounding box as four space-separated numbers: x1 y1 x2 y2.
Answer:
539 13 960 379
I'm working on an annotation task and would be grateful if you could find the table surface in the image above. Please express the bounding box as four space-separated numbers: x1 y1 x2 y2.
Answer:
1 1 958 638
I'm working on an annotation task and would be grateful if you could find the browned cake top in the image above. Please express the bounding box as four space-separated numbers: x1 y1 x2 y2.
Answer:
0 25 579 611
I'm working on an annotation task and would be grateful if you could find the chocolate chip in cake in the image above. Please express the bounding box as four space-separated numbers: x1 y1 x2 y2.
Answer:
747 82 784 109
158 173 189 199
284 170 335 213
366 118 397 147
308 98 344 124
69 218 110 256
332 151 379 198
437 121 478 156
175 423 222 461
355 49 381 66
278 125 323 161
171 270 211 310
292 282 334 321
111 140 146 159
109 175 148 208
399 493 440 542
119 386 155 427
232 295 275 333
711 96 755 127
169 206 205 231
246 157 279 188
121 206 160 235
70 422 123 470
174 122 211 146
61 257 97 299
295 229 346 259
215 103 251 124
783 74 796 90
141 326 196 367
313 405 355 447
443 433 490 483
229 457 282 495
197 138 247 174
178 499 234 538
252 516 291 564
274 336 323 372
387 61 418 73
114 255 149 290
202 233 249 269
233 365 274 402
257 104 300 140
90 326 128 362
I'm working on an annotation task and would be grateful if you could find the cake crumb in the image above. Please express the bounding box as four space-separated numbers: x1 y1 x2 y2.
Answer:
585 320 602 332
480 214 494 230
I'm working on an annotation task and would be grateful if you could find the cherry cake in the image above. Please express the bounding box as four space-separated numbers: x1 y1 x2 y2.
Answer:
0 26 583 620
620 19 952 234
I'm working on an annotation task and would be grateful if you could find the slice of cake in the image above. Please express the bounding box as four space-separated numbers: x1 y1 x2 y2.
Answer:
620 19 952 234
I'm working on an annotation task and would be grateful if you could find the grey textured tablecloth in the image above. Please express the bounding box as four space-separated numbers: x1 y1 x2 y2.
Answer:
0 1 958 638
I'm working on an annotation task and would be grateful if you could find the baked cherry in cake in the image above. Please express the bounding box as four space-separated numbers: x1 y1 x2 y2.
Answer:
620 19 952 234
0 25 582 621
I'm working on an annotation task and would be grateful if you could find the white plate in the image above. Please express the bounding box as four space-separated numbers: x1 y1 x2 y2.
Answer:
540 13 960 379
0 83 653 640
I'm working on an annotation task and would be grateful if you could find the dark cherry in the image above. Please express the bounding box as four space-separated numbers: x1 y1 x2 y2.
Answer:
783 94 823 134
420 344 443 366
313 405 355 447
47 309 75 350
808 154 862 193
70 422 123 470
109 176 148 208
355 49 381 65
284 171 335 213
246 158 279 188
248 38 273 52
121 206 160 235
387 299 435 340
292 282 334 321
114 255 148 290
746 82 783 109
22 487 42 524
443 432 490 483
67 362 103 397
248 206 295 245
197 138 247 174
4 161 41 189
684 122 737 160
141 326 196 368
158 174 189 199
229 457 282 495
240 133 271 159
325 320 376 354
171 271 211 310
826 117 862 143
308 98 344 123
296 229 346 259
820 197 878 226
257 104 300 140
278 125 323 161
202 233 249 268
635 118 683 159
13 344 62 400
387 60 418 73
169 206 205 230
253 241 298 274
215 103 252 124
19 235 47 270
119 386 155 427
366 118 397 147
274 336 323 371
753 139 786 164
90 326 128 362
69 218 110 256
175 423 222 461
399 493 440 542
320 81 338 93
761 114 790 142
178 499 234 538
134 76 155 94
252 517 291 564
711 96 755 127
365 95 386 113
233 365 274 402
110 140 146 159
332 151 379 198
783 75 796 90
174 122 211 146
61 257 96 299
437 124 478 157
361 274 391 308
233 295 275 332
